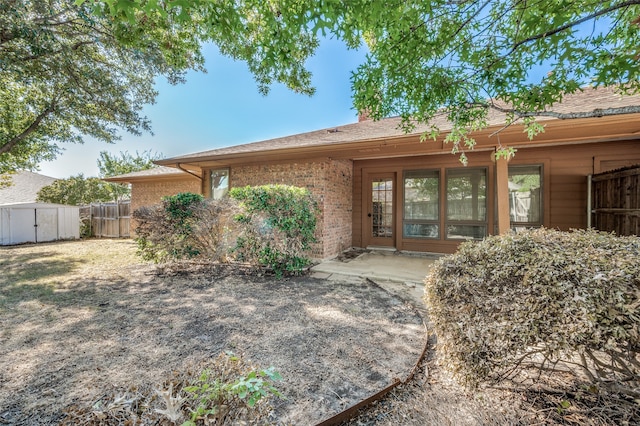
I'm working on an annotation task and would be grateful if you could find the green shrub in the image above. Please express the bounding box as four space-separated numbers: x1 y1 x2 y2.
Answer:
161 192 205 259
171 354 282 425
230 185 318 276
134 194 240 263
133 186 318 275
163 192 204 222
424 228 640 389
180 358 282 425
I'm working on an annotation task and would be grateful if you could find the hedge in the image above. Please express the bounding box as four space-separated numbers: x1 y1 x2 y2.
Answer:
424 228 640 389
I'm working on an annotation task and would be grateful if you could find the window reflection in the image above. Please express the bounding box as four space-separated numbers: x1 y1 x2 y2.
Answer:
210 169 229 200
508 165 542 227
446 168 487 240
403 170 439 239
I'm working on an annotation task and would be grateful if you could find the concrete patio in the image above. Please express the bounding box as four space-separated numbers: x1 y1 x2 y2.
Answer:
311 250 440 310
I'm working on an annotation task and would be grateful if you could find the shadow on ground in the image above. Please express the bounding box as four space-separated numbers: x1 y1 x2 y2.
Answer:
0 248 425 425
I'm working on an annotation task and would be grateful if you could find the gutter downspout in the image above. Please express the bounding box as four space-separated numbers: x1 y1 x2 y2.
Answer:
176 163 202 181
587 174 592 229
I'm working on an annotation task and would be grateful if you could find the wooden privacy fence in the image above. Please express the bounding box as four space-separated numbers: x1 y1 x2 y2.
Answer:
591 165 640 236
79 201 131 238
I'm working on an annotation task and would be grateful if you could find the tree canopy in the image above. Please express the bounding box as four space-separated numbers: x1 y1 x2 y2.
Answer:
98 149 162 200
0 0 205 174
5 0 639 172
88 0 640 161
36 150 160 204
37 174 113 205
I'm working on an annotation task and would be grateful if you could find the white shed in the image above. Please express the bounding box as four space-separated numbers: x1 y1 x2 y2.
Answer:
0 203 80 245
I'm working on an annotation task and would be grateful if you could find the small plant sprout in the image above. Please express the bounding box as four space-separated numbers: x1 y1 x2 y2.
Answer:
230 367 283 407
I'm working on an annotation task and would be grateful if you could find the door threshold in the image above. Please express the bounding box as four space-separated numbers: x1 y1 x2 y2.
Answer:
366 246 398 253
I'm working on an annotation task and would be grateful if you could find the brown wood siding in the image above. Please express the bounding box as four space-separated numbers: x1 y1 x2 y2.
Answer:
548 142 640 230
353 140 640 253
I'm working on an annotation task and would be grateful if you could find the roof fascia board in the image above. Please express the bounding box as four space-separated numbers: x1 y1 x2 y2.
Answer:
103 174 200 183
157 113 640 168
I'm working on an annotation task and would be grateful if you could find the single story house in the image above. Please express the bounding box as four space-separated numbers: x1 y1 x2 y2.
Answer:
107 87 640 259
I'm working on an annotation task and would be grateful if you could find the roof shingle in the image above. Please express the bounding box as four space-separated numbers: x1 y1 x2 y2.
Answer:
158 86 640 164
0 171 57 205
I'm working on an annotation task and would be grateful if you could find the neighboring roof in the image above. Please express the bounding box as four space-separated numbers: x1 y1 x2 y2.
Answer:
157 86 640 165
0 171 57 205
103 166 194 182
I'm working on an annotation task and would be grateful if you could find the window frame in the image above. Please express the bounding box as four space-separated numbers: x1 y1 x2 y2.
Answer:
402 169 441 239
506 164 544 230
209 168 230 200
444 167 488 241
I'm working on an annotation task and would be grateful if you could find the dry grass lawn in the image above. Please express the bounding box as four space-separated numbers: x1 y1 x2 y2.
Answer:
0 239 431 424
3 239 617 425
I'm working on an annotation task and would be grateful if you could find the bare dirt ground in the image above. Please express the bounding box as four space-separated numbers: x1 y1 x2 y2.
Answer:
0 239 428 425
3 240 631 425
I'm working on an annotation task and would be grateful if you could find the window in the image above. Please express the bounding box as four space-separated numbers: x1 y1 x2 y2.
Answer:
403 170 439 238
209 169 229 200
508 165 542 230
446 168 487 240
371 177 394 238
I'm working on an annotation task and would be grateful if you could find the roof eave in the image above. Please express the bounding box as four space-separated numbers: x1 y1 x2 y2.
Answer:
156 113 640 169
103 173 199 183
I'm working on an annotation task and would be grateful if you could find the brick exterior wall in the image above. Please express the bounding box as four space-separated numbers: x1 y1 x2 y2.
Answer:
322 160 353 257
128 160 353 259
232 159 353 259
129 177 201 234
131 178 202 212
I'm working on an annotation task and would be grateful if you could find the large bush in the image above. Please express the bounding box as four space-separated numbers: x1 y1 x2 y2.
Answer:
424 228 640 389
133 193 241 263
230 185 318 276
133 187 319 276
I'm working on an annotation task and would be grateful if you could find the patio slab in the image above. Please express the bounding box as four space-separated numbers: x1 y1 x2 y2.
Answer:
312 250 436 283
311 250 439 309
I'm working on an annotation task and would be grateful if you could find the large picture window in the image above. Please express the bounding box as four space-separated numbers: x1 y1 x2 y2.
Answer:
508 165 542 229
403 170 439 238
210 169 229 200
446 168 487 240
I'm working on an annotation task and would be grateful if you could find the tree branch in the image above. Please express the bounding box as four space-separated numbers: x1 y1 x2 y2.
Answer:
484 102 640 119
465 1 640 84
510 0 640 53
20 40 95 61
0 29 14 45
0 101 57 155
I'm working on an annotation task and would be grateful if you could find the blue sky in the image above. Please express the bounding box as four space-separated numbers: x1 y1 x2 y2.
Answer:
36 13 616 180
39 38 368 178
